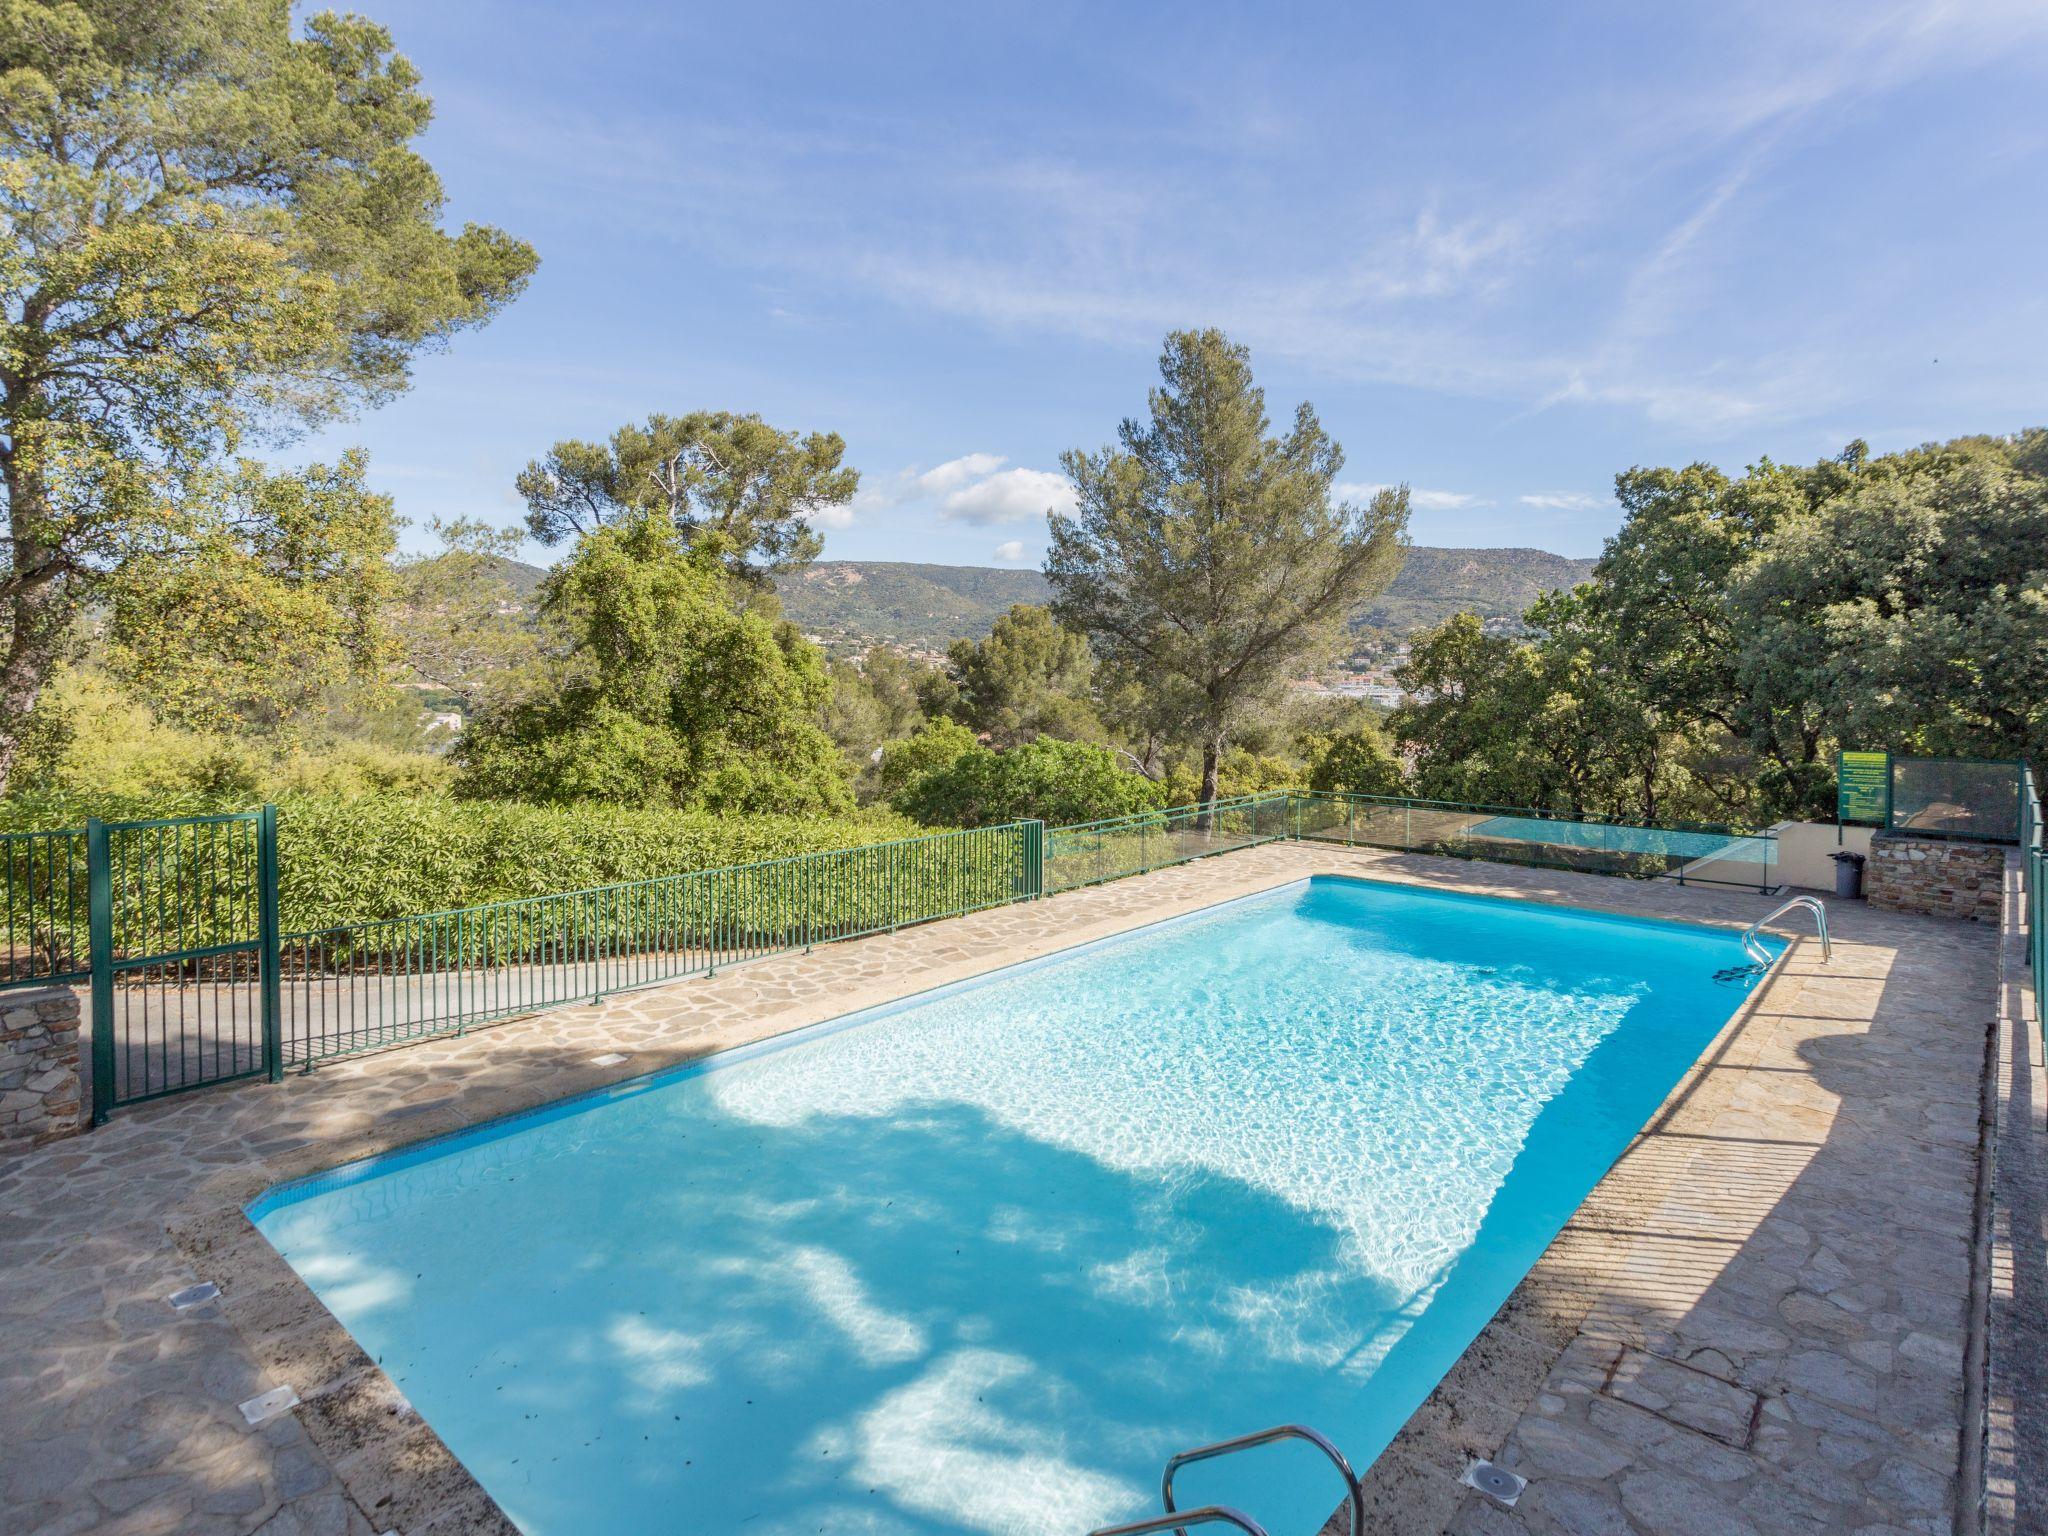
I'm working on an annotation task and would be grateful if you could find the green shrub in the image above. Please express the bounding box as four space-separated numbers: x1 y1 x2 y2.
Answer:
271 796 918 928
1305 724 1407 797
873 718 979 798
1160 746 1306 805
0 786 922 931
893 736 1165 829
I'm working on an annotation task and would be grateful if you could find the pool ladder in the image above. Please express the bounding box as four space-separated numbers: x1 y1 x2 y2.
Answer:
1085 1423 1366 1536
1741 894 1830 967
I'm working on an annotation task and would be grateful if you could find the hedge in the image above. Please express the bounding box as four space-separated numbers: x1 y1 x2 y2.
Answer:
0 788 926 934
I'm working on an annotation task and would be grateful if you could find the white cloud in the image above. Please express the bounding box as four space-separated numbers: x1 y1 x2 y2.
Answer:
808 501 856 529
846 456 1073 535
992 539 1027 562
916 452 1008 497
1412 489 1484 512
941 467 1076 526
1335 482 1485 512
851 453 1010 516
1518 492 1607 512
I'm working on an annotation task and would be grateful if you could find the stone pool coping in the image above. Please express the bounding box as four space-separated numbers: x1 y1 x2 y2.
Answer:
0 844 1998 1535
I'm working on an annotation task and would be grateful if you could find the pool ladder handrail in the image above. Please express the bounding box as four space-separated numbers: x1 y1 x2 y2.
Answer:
1086 1508 1269 1536
1087 1422 1365 1536
1742 894 1830 967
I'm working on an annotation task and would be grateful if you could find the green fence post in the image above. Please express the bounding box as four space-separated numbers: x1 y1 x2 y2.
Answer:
86 818 113 1126
257 804 282 1082
1024 820 1045 900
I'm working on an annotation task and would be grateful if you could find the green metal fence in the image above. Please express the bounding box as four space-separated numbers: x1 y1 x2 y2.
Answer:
2024 766 2044 1033
3 811 1037 1119
0 783 1822 1120
280 821 1039 1066
1043 793 1294 894
85 809 277 1122
1 825 89 987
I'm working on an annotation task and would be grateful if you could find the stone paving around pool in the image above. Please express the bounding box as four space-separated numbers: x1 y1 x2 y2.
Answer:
0 844 2010 1536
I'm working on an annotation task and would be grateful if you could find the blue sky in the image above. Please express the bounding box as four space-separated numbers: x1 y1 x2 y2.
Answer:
300 0 2048 564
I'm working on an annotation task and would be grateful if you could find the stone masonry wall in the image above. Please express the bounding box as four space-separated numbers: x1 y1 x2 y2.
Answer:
0 985 82 1152
1866 831 2004 922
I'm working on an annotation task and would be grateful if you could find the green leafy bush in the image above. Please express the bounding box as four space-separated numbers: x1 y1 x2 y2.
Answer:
874 718 979 798
0 787 921 931
893 736 1165 829
1160 746 1305 805
1304 724 1407 797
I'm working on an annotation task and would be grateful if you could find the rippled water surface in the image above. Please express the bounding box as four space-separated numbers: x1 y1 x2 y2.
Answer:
252 876 1774 1536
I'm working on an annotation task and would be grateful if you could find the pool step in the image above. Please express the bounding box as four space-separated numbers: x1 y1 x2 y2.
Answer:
1086 1422 1364 1536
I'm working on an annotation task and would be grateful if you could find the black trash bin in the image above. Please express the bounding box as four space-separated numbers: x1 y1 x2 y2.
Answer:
1831 850 1866 899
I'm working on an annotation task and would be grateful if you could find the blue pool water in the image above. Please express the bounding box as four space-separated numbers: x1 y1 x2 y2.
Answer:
1465 813 1771 864
252 876 1777 1536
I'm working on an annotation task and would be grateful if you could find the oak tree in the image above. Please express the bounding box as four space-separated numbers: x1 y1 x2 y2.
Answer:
516 412 857 584
0 0 535 785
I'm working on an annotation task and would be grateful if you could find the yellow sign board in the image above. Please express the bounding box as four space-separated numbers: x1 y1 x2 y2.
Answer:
1837 750 1890 826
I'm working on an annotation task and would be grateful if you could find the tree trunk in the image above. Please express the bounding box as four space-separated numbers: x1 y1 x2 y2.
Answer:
1194 730 1224 831
0 565 66 797
0 448 68 798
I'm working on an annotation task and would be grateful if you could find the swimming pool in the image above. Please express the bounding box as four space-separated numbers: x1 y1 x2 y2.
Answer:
251 876 1779 1536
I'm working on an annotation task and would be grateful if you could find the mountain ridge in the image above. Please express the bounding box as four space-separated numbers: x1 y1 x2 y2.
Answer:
773 548 1596 650
483 546 1598 652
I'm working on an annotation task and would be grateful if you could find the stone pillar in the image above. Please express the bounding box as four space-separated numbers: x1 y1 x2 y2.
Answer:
1865 832 2005 922
0 985 83 1152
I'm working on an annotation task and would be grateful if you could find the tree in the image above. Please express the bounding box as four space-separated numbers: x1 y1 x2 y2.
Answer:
1729 433 2048 773
892 736 1164 829
1586 433 2048 820
823 646 936 794
1392 599 1688 821
1049 330 1408 813
874 717 978 800
941 603 1099 747
0 1 536 788
453 518 851 813
101 454 397 737
389 518 543 715
1593 454 1849 818
1388 431 2048 826
1305 723 1406 797
516 412 857 582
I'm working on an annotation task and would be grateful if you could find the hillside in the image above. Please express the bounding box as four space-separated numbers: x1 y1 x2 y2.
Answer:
1356 546 1597 634
775 563 1053 652
483 554 549 602
482 546 1596 653
773 548 1595 651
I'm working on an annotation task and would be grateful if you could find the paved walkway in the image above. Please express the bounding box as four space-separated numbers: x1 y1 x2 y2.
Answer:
0 845 2004 1536
1423 877 1996 1536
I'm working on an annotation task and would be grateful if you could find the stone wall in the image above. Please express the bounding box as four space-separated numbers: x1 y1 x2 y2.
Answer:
0 986 83 1152
1866 832 2005 922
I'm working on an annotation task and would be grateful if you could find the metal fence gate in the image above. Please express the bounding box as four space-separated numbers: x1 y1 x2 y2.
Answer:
87 808 280 1123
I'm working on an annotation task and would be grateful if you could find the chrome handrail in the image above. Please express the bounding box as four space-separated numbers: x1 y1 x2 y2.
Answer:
1161 1423 1364 1536
1743 894 1830 966
1088 1507 1269 1536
